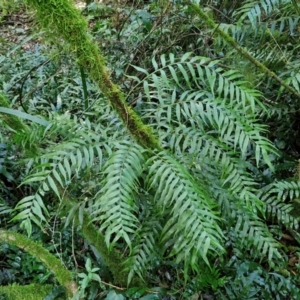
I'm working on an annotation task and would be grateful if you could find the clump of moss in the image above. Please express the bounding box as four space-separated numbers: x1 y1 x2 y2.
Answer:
0 284 57 300
0 230 77 298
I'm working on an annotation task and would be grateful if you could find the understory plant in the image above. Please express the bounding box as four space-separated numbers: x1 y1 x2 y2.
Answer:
1 0 300 299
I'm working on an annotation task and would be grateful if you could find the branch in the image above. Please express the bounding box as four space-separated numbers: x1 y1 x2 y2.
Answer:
0 90 141 286
189 3 300 99
23 0 161 150
0 230 77 298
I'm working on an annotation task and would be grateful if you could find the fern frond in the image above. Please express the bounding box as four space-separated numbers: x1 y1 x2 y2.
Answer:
234 210 283 261
162 125 261 209
232 0 300 38
282 70 300 94
12 114 115 233
234 0 282 25
133 53 278 228
251 43 290 68
92 141 146 249
25 114 113 180
123 215 161 285
146 89 276 168
12 193 49 236
0 198 13 218
146 150 224 270
259 180 300 229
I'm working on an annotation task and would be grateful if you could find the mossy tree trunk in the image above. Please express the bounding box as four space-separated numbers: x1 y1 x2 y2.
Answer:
0 90 133 286
23 0 161 151
1 0 162 289
0 230 77 298
189 3 300 99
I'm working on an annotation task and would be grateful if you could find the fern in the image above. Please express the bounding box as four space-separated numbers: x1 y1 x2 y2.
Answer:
92 141 146 248
9 50 288 282
234 0 282 25
12 112 117 235
129 52 284 268
234 209 282 261
12 194 49 235
124 213 161 284
0 198 12 218
3 0 300 294
259 180 300 229
133 53 276 204
146 150 224 271
135 54 276 168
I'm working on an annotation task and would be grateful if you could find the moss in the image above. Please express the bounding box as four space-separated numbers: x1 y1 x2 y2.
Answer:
75 211 143 287
13 0 155 287
23 0 161 151
0 284 55 300
0 230 77 298
189 3 300 99
0 90 142 286
79 212 126 285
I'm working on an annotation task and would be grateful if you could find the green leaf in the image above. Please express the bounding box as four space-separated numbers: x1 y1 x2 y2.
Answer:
47 176 60 199
105 290 125 300
0 107 50 126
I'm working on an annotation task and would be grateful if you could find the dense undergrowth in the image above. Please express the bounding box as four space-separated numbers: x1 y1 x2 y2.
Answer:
1 0 300 299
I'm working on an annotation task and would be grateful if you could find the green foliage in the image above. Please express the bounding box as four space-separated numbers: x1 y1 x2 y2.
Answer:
0 230 77 297
0 243 51 285
2 0 300 299
75 258 102 299
0 0 21 20
92 142 146 248
214 258 300 299
0 283 56 300
146 151 224 266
